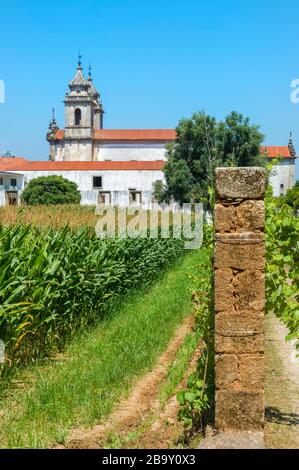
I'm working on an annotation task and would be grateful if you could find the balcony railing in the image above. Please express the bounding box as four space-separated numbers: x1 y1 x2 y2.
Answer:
0 185 20 191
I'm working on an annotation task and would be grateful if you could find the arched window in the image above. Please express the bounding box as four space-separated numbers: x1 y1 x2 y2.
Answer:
75 108 81 125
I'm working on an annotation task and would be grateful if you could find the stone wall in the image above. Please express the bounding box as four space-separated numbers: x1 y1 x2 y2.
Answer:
214 167 267 432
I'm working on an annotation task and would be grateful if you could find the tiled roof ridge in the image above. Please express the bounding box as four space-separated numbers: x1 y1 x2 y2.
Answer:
54 129 177 141
0 159 166 171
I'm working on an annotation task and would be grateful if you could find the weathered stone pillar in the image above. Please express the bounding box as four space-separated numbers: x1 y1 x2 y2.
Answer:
214 167 267 432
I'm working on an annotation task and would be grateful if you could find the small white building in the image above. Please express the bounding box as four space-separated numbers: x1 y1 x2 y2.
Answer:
0 158 166 208
261 141 297 197
0 171 23 205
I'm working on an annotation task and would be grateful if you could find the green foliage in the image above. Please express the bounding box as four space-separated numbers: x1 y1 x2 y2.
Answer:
0 249 205 448
177 352 213 430
155 111 264 205
21 176 81 205
177 243 214 434
265 197 299 347
0 225 184 373
284 180 299 211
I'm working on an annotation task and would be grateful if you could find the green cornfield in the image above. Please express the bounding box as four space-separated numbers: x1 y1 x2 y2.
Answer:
0 224 184 374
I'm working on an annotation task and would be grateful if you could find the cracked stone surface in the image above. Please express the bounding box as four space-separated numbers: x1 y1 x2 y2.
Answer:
215 167 267 200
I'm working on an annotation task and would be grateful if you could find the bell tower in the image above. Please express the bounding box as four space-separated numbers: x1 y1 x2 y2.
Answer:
63 55 104 161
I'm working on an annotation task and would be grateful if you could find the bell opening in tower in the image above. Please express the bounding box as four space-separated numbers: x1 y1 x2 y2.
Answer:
75 108 82 126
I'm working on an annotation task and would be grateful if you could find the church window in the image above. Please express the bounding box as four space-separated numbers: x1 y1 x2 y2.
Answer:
75 108 82 125
93 176 102 189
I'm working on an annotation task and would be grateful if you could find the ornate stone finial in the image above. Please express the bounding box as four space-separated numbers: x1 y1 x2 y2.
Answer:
78 52 82 68
46 108 59 141
288 131 296 157
51 108 57 127
88 64 92 79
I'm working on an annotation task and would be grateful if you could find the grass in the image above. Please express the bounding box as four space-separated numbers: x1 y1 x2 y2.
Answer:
158 332 201 405
101 331 202 449
0 248 208 449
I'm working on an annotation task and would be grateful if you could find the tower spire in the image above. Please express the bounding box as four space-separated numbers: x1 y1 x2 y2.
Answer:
288 131 296 157
88 64 92 79
77 52 82 69
46 108 59 143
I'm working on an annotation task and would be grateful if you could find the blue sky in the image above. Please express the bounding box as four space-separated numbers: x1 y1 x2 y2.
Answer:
0 0 298 177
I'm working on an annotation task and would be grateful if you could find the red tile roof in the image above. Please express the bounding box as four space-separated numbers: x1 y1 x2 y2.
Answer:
260 146 293 158
0 158 165 172
54 129 177 141
0 144 295 173
55 129 65 140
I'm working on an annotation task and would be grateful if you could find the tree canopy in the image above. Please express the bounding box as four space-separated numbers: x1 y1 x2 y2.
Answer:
154 111 264 205
21 175 81 205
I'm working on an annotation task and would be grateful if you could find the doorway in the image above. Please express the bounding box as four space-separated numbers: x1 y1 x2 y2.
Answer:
6 191 18 205
98 191 111 205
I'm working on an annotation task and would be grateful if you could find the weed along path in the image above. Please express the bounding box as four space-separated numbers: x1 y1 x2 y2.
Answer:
0 248 208 449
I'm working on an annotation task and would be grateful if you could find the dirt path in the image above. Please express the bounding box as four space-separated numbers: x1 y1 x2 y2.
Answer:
265 315 299 448
63 315 199 449
57 313 299 450
128 343 202 449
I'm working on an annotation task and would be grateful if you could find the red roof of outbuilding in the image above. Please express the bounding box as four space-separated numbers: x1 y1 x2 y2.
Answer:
54 129 176 141
0 145 295 173
0 158 165 172
260 146 293 158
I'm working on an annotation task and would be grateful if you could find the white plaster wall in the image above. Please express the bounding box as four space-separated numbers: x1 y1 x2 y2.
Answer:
55 143 65 162
0 190 5 206
19 169 163 191
95 143 168 161
64 141 93 161
54 141 170 162
0 172 23 206
0 173 23 190
269 160 296 196
8 169 164 207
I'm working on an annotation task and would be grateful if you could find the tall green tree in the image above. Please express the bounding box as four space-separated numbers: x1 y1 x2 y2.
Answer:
154 111 264 205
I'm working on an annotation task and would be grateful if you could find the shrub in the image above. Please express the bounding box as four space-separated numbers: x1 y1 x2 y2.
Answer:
265 197 299 347
285 180 299 211
21 176 81 205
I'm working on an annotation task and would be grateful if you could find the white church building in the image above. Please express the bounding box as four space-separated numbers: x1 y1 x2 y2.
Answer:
0 58 297 207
